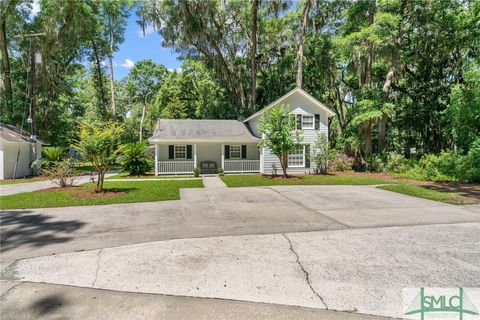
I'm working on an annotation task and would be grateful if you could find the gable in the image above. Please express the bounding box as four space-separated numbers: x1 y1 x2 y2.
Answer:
244 88 336 124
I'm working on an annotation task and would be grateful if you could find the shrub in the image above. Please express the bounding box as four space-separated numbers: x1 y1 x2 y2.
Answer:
384 152 413 173
42 159 79 187
328 151 353 172
218 168 224 176
193 167 201 177
463 138 480 182
366 154 385 172
119 142 153 176
31 146 65 172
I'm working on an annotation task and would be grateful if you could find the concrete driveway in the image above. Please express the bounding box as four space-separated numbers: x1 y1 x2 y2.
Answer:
1 178 479 319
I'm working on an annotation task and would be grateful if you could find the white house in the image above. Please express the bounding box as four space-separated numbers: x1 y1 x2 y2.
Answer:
149 88 335 175
0 124 45 180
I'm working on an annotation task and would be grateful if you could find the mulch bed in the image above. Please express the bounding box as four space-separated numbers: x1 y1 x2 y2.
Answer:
33 186 81 193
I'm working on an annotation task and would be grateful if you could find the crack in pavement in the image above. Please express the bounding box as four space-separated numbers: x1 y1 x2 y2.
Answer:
91 249 103 287
282 233 328 310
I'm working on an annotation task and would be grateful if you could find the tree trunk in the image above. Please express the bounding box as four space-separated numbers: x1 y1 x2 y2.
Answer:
92 40 108 119
250 0 258 113
108 16 117 120
378 115 387 152
363 120 372 156
294 0 312 88
29 42 37 138
0 18 12 113
279 151 288 178
139 101 147 142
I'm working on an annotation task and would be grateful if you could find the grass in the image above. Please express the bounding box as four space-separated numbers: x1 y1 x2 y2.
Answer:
220 174 391 187
378 183 464 205
0 180 203 210
0 177 48 185
106 172 198 179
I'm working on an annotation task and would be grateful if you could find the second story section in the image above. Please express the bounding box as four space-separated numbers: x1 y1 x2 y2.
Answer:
244 88 336 140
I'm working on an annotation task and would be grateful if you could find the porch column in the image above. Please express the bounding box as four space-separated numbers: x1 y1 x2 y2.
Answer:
193 144 197 169
221 144 225 170
154 144 159 176
260 146 264 174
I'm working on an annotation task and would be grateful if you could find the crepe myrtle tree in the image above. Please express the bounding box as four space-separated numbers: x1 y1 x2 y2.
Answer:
259 104 302 178
74 122 123 192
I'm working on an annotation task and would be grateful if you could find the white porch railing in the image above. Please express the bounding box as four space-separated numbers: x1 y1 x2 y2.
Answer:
157 161 194 175
224 160 260 173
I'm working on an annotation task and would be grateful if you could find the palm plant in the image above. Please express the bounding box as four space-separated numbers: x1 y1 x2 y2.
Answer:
119 142 153 176
31 147 65 172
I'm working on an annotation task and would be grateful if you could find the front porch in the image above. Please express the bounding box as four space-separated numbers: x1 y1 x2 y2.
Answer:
154 142 261 175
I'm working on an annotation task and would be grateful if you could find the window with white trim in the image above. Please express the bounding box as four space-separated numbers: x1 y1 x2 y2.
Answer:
174 145 187 159
288 145 305 167
302 115 314 129
230 145 241 159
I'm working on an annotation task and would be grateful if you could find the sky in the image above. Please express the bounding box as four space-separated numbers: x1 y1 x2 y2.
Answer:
113 14 182 79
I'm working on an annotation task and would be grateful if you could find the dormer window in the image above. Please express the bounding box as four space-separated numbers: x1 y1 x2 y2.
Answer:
302 115 314 129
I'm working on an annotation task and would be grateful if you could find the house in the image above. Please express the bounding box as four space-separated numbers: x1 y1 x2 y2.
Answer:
0 124 46 180
149 88 336 175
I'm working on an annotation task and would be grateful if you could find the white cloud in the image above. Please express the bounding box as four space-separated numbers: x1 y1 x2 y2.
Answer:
120 59 135 69
137 24 156 38
168 67 182 73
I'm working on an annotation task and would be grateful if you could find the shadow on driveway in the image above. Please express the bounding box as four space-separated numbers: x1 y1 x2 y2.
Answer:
0 211 86 253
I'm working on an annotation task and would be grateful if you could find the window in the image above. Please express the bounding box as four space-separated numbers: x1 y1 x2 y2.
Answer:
302 115 314 129
230 145 241 159
288 145 305 167
174 145 187 159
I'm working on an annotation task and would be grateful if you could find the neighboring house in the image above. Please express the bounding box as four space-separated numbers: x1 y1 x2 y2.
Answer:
0 124 46 180
149 88 335 175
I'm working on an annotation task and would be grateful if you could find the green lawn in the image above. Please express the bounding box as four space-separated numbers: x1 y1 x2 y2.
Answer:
106 172 197 179
220 174 390 187
0 180 203 209
0 177 47 185
378 183 464 205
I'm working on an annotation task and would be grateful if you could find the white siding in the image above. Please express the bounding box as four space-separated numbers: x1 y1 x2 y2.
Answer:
247 92 329 175
0 139 38 179
156 142 259 168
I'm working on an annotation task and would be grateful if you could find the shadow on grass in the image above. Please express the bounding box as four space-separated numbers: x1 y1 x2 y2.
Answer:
0 211 86 252
422 183 480 203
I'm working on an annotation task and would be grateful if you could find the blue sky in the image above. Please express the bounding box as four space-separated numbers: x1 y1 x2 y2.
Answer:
113 14 182 79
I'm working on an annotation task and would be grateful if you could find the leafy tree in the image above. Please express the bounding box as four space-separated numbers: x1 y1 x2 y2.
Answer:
313 133 329 174
74 122 123 192
259 104 302 178
125 59 168 141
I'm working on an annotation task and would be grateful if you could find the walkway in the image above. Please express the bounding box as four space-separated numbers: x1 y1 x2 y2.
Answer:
202 175 228 189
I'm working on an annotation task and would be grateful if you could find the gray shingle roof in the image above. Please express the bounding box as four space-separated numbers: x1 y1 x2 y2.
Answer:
0 124 47 144
149 119 260 142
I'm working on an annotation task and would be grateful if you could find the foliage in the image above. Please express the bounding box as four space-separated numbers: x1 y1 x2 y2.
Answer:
259 104 302 178
0 180 204 210
118 142 153 176
328 151 353 172
31 147 65 172
193 167 201 177
313 133 329 174
218 168 224 176
41 159 79 187
74 122 123 191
